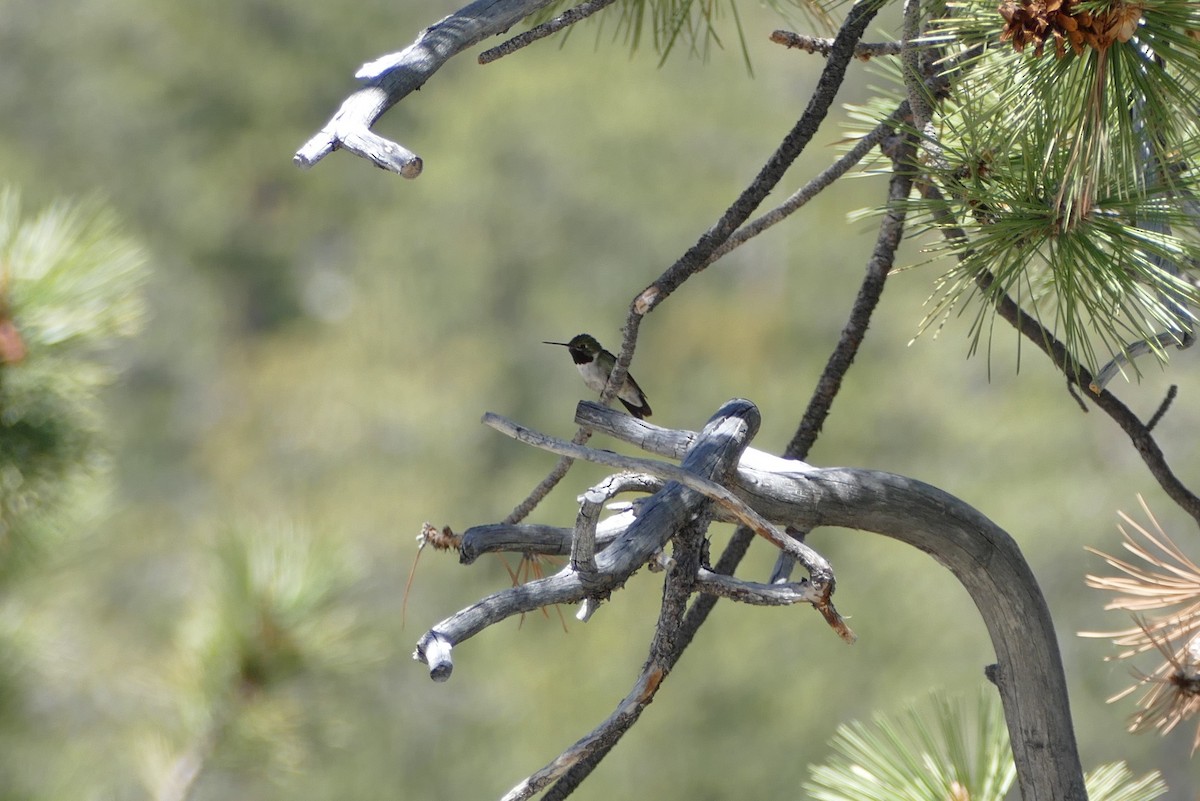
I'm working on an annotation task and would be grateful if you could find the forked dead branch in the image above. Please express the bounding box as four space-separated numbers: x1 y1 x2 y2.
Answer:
415 400 1087 800
414 399 845 685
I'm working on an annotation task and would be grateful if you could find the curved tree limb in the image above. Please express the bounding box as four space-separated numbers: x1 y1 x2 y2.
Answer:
776 467 1087 801
611 403 1087 801
483 400 1087 801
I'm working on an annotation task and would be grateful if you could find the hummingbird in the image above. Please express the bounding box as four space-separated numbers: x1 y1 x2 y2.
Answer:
543 333 652 419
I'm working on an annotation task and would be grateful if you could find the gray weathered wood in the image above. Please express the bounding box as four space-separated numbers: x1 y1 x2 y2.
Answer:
483 409 838 590
459 517 630 563
571 401 1087 801
295 0 558 175
413 399 760 680
694 567 821 606
782 468 1085 801
575 400 808 473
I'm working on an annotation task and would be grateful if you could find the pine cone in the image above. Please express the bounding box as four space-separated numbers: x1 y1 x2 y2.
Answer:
999 0 1142 58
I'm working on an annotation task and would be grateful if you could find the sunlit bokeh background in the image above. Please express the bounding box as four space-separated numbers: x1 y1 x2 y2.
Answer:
2 0 1198 798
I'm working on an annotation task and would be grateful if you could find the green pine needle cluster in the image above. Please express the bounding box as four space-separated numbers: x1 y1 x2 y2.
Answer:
1086 763 1172 801
146 518 373 792
908 0 1200 373
804 691 1016 801
0 188 147 567
803 690 1167 801
187 519 368 700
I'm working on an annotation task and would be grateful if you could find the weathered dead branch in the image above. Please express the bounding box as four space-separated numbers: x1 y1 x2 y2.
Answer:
418 399 1086 800
295 0 559 176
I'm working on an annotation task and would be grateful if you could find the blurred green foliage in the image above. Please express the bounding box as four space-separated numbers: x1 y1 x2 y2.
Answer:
1 0 1199 800
0 188 147 572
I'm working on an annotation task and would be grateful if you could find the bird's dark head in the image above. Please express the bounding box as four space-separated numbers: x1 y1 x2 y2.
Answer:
543 333 603 361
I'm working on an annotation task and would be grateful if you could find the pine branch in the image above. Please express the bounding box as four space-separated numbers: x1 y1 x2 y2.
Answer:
922 183 1200 527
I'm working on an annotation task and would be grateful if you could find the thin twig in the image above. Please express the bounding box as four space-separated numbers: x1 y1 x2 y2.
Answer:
601 0 883 463
1145 385 1178 432
500 659 667 800
634 1 882 313
786 137 917 455
1090 331 1190 393
1065 380 1090 412
694 567 821 605
503 429 592 524
769 30 904 59
479 0 618 64
711 102 908 263
771 134 918 577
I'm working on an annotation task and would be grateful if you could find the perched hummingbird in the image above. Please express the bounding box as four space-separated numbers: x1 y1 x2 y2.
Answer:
543 333 652 419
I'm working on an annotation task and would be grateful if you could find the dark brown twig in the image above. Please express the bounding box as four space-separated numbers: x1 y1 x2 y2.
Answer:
711 101 908 263
600 0 883 454
921 184 1200 526
503 430 591 525
1065 380 1090 412
786 136 917 456
479 0 618 64
1145 385 1178 432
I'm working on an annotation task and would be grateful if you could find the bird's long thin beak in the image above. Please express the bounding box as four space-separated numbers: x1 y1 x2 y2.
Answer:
542 340 569 347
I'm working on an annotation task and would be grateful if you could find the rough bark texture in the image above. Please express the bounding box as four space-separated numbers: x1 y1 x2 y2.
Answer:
572 402 1088 801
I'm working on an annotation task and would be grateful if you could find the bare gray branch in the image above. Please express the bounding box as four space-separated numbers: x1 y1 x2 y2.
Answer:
480 400 1087 800
295 0 558 175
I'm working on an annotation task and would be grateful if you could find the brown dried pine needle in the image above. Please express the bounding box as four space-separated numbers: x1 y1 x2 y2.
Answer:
1081 496 1200 753
1119 618 1200 753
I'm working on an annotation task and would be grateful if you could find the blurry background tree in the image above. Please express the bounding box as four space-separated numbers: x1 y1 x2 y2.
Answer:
1 0 1200 799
